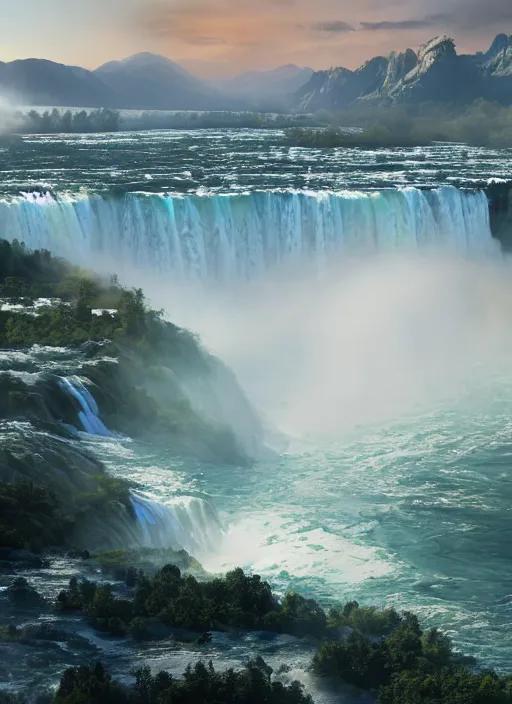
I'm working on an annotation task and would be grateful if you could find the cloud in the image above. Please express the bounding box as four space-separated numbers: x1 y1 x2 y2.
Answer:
359 0 512 34
313 21 355 32
5 0 512 77
186 36 227 45
143 0 296 49
134 0 512 77
426 0 512 31
360 19 435 31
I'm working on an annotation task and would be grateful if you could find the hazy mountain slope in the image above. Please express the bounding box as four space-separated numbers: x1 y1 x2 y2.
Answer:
0 59 117 108
213 65 313 108
95 52 241 111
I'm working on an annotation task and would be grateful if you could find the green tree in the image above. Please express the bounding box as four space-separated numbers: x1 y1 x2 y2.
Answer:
118 288 147 338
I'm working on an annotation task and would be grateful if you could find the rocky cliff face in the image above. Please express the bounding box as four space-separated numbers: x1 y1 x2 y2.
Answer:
296 35 512 111
487 180 512 251
481 34 512 75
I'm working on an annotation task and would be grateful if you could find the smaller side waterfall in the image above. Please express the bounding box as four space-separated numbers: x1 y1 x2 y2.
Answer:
131 492 224 556
58 376 113 437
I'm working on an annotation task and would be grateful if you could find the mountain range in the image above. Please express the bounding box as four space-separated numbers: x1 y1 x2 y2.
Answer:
296 34 512 111
2 35 512 114
0 52 312 111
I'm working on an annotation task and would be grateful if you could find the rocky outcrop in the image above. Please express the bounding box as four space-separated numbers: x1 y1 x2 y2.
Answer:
486 180 512 251
480 34 512 75
295 34 512 111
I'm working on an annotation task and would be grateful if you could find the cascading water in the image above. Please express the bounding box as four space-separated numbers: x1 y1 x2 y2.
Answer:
0 186 499 282
130 492 224 556
58 376 114 437
56 375 222 556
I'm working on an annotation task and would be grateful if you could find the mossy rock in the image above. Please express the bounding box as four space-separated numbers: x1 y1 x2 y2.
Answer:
91 547 207 580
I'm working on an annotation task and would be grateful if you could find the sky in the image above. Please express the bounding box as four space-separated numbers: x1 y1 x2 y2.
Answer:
2 0 512 78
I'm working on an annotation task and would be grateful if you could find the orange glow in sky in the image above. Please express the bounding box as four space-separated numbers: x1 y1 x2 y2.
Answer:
1 0 510 77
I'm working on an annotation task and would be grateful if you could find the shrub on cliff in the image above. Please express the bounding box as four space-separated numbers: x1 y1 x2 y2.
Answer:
0 238 263 464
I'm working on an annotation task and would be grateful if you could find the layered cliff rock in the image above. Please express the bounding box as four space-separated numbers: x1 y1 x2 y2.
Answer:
480 34 512 75
296 35 512 111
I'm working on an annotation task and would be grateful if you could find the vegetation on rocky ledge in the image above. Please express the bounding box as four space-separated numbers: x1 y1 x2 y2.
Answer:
287 100 512 150
0 434 133 553
0 239 262 552
0 237 262 465
90 547 207 582
286 125 430 149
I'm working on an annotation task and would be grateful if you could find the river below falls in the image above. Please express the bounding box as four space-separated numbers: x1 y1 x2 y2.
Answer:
2 129 512 695
81 362 512 672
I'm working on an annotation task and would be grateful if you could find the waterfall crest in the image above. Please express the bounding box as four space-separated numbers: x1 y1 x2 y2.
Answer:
0 187 498 282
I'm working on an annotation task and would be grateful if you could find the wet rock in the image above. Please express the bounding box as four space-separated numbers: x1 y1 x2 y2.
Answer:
80 340 109 359
487 179 512 250
146 617 174 640
196 632 213 645
66 549 90 560
0 549 48 568
5 577 46 609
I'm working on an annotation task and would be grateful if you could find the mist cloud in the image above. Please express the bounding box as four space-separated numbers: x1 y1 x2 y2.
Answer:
144 253 512 438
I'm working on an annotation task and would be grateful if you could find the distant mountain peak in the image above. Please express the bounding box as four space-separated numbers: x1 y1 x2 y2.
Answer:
486 34 512 58
93 52 242 111
481 34 512 76
96 52 192 79
122 52 167 62
418 35 456 59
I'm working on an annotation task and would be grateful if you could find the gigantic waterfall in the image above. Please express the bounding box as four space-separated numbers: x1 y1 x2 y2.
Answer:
0 186 499 282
